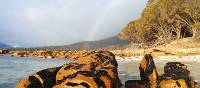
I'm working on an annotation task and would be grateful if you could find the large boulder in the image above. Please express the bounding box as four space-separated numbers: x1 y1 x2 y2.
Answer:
16 67 61 88
125 54 195 88
125 54 158 88
158 62 195 88
54 51 121 88
16 51 121 88
139 54 158 88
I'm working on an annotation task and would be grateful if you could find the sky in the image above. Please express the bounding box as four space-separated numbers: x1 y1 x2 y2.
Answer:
0 0 148 47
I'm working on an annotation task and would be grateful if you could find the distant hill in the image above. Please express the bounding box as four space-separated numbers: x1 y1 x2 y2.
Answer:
27 36 129 51
0 43 12 49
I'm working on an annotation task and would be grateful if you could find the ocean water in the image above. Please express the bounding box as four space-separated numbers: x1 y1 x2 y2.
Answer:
0 55 70 88
0 55 200 88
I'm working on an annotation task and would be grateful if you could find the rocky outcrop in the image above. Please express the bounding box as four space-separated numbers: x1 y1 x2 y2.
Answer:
15 67 61 88
0 49 9 54
15 51 197 88
158 62 195 88
139 54 158 88
9 50 90 59
125 54 195 88
16 51 121 88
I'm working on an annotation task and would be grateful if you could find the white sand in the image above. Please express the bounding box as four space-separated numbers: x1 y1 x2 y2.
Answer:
116 55 200 62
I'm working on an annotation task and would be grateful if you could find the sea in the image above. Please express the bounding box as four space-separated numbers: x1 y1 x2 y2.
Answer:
0 55 200 88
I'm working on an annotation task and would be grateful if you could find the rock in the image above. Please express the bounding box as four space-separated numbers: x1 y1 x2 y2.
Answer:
54 71 106 88
55 63 92 83
15 76 42 88
139 54 158 87
9 50 91 60
11 52 21 57
164 62 190 76
125 80 147 88
158 79 188 88
16 52 196 88
54 51 121 88
158 62 195 88
16 67 61 88
126 54 195 88
16 51 121 88
0 49 9 54
73 51 117 65
46 56 54 58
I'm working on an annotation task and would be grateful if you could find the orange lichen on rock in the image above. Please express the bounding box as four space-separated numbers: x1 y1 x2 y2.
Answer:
15 79 31 88
54 51 121 88
139 54 158 87
158 62 195 88
16 51 121 88
158 79 188 88
126 54 195 88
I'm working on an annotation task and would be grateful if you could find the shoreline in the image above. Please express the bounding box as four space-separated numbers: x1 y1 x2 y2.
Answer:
1 51 200 87
116 55 200 62
1 48 200 60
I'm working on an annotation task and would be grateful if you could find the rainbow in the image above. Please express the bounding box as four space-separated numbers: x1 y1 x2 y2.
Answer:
86 0 119 41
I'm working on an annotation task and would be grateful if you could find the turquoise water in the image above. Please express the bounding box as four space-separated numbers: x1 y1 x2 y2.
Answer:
0 55 70 88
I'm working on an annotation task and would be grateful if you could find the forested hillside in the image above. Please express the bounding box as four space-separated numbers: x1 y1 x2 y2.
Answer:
22 36 128 51
119 0 200 46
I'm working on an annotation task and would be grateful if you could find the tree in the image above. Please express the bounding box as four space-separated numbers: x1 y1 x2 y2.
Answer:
192 22 200 39
119 0 200 46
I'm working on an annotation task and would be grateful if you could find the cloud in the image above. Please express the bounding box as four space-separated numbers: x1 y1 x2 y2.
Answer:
0 0 147 47
24 8 44 22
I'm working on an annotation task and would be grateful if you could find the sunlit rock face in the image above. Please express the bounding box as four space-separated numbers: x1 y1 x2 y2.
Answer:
125 54 195 88
15 67 61 88
139 54 158 88
158 62 195 88
15 51 121 88
15 52 196 88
